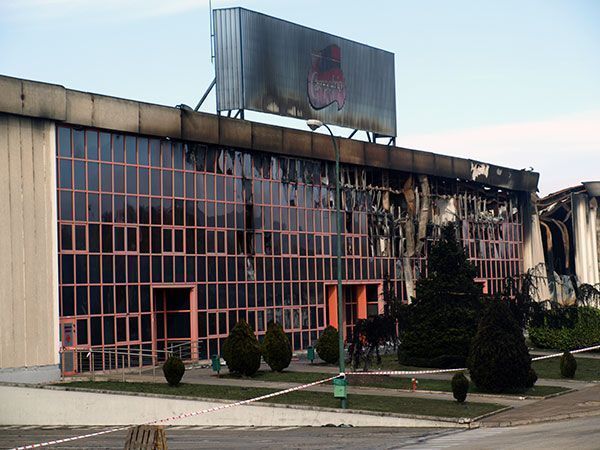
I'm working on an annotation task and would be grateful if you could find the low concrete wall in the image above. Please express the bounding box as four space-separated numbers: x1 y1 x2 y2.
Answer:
0 385 465 428
0 365 60 384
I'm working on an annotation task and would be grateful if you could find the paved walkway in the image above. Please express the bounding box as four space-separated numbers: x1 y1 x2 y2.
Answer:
480 383 600 426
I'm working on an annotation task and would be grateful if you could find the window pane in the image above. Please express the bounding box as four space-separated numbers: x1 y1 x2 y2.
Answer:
61 224 72 250
102 285 114 313
61 286 74 316
127 227 137 252
87 162 99 191
126 136 136 164
59 159 72 188
127 166 137 194
75 225 86 250
58 127 71 157
162 142 172 168
73 129 85 159
114 195 125 223
88 194 99 222
114 135 124 163
101 164 112 192
90 286 101 314
139 168 149 195
86 130 98 160
76 286 88 315
103 317 114 345
114 165 124 193
138 138 149 166
100 132 111 161
114 226 125 252
75 192 86 221
117 317 127 341
60 191 72 221
102 224 113 252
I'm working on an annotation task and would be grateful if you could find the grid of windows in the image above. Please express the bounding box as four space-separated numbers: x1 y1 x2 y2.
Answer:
56 125 524 370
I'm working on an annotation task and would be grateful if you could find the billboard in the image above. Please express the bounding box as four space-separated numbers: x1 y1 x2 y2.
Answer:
213 8 396 137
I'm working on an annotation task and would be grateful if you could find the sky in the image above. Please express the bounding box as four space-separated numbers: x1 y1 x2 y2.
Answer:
1 0 598 195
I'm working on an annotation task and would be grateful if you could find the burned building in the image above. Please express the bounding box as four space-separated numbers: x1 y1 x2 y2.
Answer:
537 183 600 304
0 74 545 381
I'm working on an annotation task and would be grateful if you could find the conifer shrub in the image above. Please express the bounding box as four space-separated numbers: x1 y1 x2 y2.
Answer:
162 355 185 386
399 225 483 368
222 320 262 376
560 351 577 378
451 372 469 403
468 298 531 393
525 367 538 389
262 321 292 372
316 326 339 364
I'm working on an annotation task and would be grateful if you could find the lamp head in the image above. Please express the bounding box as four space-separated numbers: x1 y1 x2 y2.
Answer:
306 119 323 131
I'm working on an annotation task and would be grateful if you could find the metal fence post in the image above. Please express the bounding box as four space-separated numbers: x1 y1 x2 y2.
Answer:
122 355 125 382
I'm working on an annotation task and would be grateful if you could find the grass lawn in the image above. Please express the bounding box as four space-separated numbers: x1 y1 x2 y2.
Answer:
532 357 600 381
61 381 504 419
223 370 566 397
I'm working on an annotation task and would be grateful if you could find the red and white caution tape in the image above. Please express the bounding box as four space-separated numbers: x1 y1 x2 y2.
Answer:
531 343 600 361
346 367 466 376
13 342 600 449
12 375 337 450
12 426 132 449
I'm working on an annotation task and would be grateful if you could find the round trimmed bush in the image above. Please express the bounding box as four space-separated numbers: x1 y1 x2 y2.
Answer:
222 320 262 376
162 355 185 386
316 326 339 364
263 321 292 372
560 351 577 378
468 298 531 393
451 372 469 403
525 367 538 389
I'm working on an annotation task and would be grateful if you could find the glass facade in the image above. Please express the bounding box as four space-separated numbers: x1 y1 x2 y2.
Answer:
56 125 524 371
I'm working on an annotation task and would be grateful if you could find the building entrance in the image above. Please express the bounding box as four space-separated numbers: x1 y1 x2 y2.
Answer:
153 287 198 361
326 284 382 341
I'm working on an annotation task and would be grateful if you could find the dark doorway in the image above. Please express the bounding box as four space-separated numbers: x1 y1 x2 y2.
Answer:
153 287 197 360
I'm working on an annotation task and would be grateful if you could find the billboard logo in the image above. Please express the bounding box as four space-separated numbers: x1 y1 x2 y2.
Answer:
307 44 346 111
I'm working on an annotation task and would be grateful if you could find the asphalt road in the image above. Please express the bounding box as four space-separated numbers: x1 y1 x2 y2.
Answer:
2 417 599 450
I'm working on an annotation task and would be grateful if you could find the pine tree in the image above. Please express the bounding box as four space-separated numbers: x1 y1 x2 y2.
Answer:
262 321 292 372
222 320 262 376
468 298 531 393
399 224 483 368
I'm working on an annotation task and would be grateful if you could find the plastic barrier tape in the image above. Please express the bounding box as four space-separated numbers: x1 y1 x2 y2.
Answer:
12 342 600 449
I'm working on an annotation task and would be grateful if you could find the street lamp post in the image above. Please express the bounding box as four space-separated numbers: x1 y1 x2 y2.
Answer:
307 119 347 409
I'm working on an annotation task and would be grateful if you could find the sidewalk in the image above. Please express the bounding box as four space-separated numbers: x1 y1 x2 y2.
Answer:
479 383 600 427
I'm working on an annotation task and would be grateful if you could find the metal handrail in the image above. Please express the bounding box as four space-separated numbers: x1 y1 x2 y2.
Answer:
59 340 209 377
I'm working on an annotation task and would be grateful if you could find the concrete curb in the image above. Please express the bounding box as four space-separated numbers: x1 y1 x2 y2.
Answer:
479 408 600 428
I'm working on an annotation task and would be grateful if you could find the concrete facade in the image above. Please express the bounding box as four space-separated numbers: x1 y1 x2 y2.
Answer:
0 114 59 377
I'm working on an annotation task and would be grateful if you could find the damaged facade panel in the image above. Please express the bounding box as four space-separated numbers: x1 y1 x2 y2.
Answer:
537 184 600 305
184 143 528 306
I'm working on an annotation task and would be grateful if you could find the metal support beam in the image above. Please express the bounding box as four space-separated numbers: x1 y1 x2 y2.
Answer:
194 77 216 112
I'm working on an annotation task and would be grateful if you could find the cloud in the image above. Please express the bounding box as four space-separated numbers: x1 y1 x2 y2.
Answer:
397 111 600 195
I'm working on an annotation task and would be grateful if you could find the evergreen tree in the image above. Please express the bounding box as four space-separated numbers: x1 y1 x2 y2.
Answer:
262 321 292 372
468 297 531 393
399 224 483 368
222 320 262 376
316 326 339 364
